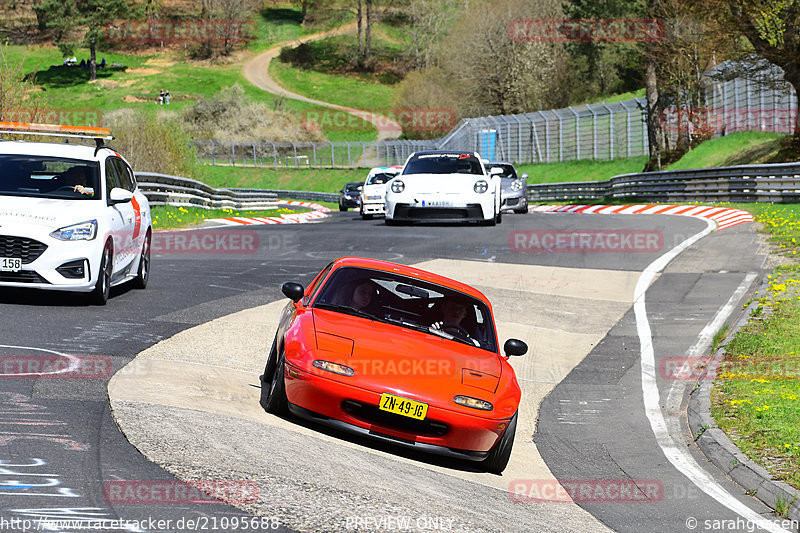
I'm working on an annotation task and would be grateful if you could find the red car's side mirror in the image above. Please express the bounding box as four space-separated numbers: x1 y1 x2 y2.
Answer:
282 282 305 303
503 338 527 357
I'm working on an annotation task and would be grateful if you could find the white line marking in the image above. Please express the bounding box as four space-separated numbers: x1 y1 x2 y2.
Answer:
0 344 82 377
634 222 788 532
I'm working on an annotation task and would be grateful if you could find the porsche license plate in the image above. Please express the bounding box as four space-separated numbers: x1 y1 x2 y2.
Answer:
0 257 22 272
379 393 428 420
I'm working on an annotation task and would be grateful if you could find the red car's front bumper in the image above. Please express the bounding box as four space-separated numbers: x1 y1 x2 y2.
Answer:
282 362 511 459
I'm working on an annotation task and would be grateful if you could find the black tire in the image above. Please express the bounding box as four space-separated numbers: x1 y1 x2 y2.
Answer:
496 211 503 224
132 230 151 289
261 346 289 415
91 242 113 305
385 218 399 226
514 201 529 214
483 411 517 474
362 212 373 220
482 216 496 227
339 203 348 212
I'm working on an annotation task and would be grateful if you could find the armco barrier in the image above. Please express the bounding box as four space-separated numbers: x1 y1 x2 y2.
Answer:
527 162 800 203
135 172 338 208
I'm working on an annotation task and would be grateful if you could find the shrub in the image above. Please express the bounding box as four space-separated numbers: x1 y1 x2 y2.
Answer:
104 108 201 178
181 83 324 143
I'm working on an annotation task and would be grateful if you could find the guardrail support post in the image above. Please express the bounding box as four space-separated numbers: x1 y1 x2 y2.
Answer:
230 141 235 167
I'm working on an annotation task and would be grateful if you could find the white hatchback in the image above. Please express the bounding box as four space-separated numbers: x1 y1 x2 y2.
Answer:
384 151 501 225
0 123 152 304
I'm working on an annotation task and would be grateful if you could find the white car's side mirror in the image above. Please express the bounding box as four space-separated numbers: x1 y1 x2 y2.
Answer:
109 187 133 204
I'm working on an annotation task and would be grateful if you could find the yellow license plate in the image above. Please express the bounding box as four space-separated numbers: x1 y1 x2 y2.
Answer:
379 393 428 420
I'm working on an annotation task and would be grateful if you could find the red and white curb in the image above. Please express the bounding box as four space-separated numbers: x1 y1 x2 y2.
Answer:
531 204 754 231
207 200 330 226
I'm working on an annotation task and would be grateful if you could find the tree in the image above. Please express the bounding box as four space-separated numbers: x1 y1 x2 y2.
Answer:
34 0 130 81
710 0 800 139
405 0 460 69
436 0 569 116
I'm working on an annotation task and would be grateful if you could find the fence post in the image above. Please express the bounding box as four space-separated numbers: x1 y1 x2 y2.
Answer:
313 143 318 167
558 115 564 162
346 141 352 168
230 140 235 166
538 111 550 163
252 142 257 167
587 105 597 160
600 102 614 160
271 142 277 169
211 140 215 165
568 106 580 160
626 108 632 158
293 142 298 169
331 141 335 168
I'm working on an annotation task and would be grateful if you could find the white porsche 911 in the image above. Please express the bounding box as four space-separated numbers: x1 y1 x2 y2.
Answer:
0 122 152 304
384 151 502 226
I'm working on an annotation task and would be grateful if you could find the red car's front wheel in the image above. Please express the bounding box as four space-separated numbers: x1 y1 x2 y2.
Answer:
483 411 517 474
261 342 288 415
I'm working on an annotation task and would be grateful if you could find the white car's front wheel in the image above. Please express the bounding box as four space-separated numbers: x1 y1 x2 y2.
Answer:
132 230 151 290
91 241 113 305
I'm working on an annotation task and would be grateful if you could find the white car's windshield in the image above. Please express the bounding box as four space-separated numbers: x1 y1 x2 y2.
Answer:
403 153 484 176
366 172 395 185
0 155 100 200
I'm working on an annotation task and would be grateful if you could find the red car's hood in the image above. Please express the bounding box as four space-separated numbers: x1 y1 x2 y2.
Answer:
311 309 503 402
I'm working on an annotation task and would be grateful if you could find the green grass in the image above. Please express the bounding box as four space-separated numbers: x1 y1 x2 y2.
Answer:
270 59 394 111
711 264 800 490
583 88 646 105
197 164 366 193
667 132 786 170
735 203 800 257
517 156 648 184
151 205 308 230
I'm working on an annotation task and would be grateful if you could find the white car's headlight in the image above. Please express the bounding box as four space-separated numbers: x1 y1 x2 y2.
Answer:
50 220 98 241
391 180 405 193
510 179 524 191
473 180 489 194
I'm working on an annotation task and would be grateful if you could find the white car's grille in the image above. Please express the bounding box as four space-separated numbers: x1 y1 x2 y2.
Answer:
0 235 48 264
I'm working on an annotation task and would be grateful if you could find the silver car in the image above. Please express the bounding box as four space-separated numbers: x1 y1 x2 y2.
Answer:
485 161 528 214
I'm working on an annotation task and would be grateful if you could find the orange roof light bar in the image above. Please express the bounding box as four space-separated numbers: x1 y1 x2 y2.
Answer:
0 121 112 138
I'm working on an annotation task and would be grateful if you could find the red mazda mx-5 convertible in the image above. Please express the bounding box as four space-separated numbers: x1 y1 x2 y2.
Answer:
260 257 527 473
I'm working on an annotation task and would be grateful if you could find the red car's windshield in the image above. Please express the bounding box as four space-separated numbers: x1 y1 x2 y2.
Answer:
313 266 498 353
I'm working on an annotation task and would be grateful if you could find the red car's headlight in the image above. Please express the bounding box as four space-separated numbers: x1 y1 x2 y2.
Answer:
313 360 355 377
454 395 493 411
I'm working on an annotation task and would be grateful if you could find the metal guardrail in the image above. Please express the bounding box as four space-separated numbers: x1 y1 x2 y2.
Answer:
135 172 338 208
527 162 800 203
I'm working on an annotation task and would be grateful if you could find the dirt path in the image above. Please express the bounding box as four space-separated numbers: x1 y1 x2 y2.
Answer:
242 23 402 143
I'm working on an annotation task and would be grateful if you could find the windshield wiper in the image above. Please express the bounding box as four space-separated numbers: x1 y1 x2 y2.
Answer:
426 327 479 348
314 303 379 321
383 315 431 334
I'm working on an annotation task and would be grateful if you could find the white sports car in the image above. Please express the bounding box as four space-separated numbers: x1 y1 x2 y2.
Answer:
0 123 152 304
384 151 501 225
359 166 401 220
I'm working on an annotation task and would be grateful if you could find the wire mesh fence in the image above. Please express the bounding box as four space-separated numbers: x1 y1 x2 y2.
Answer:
194 67 798 170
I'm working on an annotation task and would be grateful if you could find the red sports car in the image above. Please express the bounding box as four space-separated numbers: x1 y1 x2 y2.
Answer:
260 257 527 473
